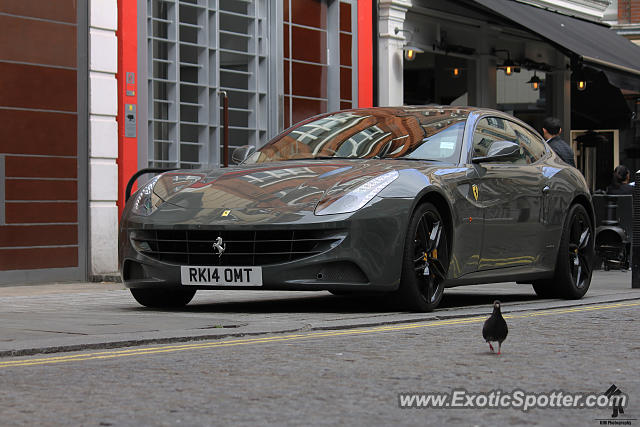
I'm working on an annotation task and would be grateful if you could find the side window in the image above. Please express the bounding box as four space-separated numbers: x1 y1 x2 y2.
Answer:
473 117 505 158
512 123 547 163
503 121 531 165
472 117 524 164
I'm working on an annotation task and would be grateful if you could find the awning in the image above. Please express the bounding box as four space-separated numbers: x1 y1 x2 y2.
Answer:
471 0 640 90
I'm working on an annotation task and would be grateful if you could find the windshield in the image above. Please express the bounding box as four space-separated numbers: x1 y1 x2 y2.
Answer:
245 108 467 164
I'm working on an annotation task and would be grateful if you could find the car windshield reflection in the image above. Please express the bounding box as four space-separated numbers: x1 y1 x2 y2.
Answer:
245 108 468 164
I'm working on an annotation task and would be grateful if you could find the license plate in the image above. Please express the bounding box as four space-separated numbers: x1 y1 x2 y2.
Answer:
181 266 263 286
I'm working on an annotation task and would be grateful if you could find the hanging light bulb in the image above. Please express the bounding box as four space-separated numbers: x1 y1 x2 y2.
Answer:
577 80 587 91
403 45 424 61
452 67 461 78
500 58 516 76
526 71 542 91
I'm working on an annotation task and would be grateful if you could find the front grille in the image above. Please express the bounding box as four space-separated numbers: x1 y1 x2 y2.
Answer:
130 229 346 266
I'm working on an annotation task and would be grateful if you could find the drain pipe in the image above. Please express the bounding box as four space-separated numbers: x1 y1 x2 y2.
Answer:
633 170 640 288
220 91 229 167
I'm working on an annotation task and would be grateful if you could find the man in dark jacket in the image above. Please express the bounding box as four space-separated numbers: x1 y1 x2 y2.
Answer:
542 117 575 167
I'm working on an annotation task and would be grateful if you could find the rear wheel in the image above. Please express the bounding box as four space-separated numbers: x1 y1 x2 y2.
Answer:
396 202 449 312
542 203 594 299
130 288 196 308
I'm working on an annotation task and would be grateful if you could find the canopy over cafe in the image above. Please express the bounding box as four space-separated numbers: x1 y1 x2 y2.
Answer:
381 0 640 191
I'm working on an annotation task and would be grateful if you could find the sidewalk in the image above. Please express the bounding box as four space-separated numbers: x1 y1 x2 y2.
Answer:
1 270 638 357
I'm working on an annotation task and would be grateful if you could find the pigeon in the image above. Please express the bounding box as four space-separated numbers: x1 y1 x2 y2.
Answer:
482 300 508 355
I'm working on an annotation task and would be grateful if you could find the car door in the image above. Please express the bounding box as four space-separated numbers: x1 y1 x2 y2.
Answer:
470 117 546 271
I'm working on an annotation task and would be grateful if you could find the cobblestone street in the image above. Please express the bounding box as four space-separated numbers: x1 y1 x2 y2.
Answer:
1 271 639 425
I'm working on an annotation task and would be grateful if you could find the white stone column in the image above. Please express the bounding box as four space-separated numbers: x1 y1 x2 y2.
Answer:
378 0 412 106
89 0 119 277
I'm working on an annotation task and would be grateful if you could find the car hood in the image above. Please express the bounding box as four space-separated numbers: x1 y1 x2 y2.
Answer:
160 159 403 211
126 159 466 226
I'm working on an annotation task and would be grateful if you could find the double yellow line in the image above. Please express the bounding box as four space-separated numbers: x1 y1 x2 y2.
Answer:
1 300 638 368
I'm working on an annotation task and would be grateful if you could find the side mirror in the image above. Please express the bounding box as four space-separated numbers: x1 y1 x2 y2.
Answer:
472 141 521 164
231 145 256 165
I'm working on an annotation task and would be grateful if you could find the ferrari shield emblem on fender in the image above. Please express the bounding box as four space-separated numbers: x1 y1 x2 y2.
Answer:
221 209 231 217
472 184 479 201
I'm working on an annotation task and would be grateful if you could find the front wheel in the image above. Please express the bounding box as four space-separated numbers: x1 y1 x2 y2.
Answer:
531 280 558 298
130 288 196 308
395 202 449 312
551 203 594 299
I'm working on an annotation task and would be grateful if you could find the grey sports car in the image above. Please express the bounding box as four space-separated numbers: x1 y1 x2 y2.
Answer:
119 106 594 312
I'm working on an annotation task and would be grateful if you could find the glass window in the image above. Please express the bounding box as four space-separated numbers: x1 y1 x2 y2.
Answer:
510 122 547 163
247 109 467 163
403 122 464 161
472 117 527 164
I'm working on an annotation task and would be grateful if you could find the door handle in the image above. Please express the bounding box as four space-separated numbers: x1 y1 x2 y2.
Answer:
542 185 550 194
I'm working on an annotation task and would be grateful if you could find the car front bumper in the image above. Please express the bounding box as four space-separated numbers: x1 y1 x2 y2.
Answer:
119 197 413 292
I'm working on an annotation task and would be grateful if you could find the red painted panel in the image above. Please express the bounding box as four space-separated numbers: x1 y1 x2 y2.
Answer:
291 62 327 99
357 0 373 107
0 225 77 247
5 180 77 201
291 0 327 29
291 97 327 125
340 2 352 32
0 110 77 156
117 0 139 218
284 96 291 128
5 202 77 223
0 15 76 68
291 26 327 64
284 24 290 59
0 0 77 23
340 33 352 67
0 62 76 112
4 156 77 178
284 59 290 95
0 247 78 270
340 67 352 101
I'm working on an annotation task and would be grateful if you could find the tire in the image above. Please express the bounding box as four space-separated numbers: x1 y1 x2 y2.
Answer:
531 279 558 298
130 288 196 308
548 203 594 299
395 202 449 312
328 290 353 296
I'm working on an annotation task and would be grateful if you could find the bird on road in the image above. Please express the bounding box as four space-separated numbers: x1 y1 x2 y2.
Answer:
482 300 508 355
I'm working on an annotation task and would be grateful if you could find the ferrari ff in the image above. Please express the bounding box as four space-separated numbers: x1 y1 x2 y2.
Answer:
119 106 594 312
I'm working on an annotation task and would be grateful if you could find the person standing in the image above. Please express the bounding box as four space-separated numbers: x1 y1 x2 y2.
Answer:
542 117 576 167
606 165 634 195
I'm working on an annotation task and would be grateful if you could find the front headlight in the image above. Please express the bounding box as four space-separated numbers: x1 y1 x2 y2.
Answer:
131 173 202 216
315 170 399 216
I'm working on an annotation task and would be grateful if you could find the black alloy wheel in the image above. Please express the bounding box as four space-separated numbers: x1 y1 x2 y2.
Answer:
397 202 449 312
534 203 593 299
568 209 592 289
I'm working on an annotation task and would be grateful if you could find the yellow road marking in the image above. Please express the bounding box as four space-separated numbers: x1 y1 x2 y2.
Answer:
1 301 638 368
